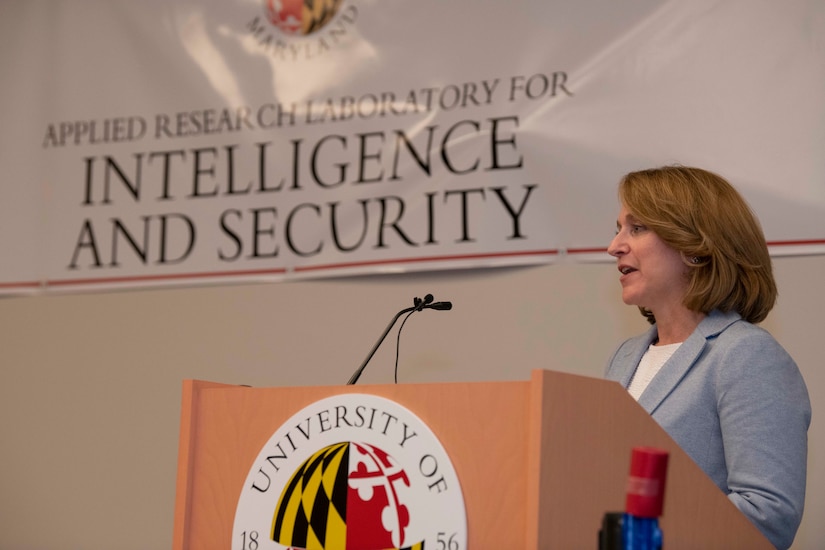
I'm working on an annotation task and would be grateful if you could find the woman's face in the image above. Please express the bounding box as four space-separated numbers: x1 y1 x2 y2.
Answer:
607 205 690 315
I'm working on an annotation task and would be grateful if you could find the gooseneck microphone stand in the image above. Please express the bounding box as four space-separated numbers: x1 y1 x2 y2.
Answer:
346 294 451 385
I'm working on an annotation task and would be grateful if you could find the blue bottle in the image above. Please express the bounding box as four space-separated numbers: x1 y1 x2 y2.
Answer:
622 514 662 550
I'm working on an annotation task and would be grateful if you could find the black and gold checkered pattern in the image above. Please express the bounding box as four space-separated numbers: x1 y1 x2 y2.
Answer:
270 441 427 550
271 442 350 549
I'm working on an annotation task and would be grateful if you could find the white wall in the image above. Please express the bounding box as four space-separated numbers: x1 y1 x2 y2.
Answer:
0 255 821 549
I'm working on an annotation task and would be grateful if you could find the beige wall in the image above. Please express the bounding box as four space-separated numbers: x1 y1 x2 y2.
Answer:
0 255 821 548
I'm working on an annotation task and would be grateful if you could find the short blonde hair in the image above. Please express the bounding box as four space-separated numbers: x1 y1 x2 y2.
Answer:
619 166 776 324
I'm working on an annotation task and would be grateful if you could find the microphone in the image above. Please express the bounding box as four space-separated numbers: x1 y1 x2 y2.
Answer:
414 294 434 311
346 294 452 385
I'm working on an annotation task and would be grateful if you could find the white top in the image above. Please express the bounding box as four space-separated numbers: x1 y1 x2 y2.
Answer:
627 342 682 400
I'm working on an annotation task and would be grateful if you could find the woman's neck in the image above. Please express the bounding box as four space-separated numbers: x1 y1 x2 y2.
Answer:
653 308 706 345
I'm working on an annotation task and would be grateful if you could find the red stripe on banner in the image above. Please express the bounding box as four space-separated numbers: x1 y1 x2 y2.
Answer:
292 249 560 273
45 267 289 287
17 240 825 290
0 280 42 290
41 251 558 288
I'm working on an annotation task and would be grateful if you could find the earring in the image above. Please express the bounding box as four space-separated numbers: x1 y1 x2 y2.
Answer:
691 256 701 264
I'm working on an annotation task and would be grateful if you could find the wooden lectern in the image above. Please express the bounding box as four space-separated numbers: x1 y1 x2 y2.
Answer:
173 369 771 549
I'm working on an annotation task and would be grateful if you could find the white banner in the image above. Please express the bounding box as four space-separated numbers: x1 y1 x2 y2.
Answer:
2 0 824 294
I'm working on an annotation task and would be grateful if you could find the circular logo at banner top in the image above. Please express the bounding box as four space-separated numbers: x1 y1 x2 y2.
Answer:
265 0 344 35
232 394 467 550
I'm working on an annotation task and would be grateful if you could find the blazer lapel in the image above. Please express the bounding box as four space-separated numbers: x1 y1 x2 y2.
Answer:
636 310 741 415
637 334 706 414
612 325 658 387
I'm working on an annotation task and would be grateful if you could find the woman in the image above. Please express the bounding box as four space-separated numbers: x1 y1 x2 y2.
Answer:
604 166 810 549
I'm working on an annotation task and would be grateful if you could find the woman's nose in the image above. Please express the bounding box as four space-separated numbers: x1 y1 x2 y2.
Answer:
607 232 626 257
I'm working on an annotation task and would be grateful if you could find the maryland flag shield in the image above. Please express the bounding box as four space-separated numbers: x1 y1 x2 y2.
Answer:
233 394 466 550
272 442 424 550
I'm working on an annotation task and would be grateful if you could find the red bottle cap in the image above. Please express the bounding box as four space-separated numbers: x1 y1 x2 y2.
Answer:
625 446 669 518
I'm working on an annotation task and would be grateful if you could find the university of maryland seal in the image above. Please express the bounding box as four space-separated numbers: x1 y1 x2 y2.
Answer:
265 0 343 36
232 394 467 549
245 0 358 61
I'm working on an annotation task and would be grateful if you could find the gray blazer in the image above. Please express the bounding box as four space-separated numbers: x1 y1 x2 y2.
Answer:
605 310 811 550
